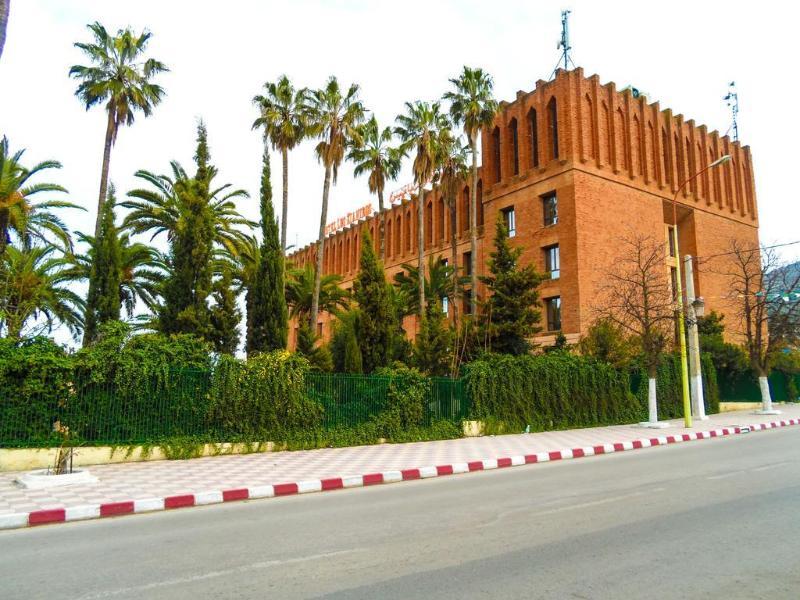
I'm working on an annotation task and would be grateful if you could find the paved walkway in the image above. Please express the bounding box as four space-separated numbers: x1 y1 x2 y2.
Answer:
2 405 799 520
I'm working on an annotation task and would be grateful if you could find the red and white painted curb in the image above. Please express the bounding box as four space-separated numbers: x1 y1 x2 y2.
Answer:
2 417 798 531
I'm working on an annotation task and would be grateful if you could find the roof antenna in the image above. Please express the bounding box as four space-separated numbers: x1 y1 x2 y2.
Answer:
724 81 739 142
551 10 576 79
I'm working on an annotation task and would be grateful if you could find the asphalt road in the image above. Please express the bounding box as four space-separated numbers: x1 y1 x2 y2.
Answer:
2 427 800 600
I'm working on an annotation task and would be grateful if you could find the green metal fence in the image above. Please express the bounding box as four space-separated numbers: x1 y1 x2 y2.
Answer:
0 370 469 448
719 371 800 403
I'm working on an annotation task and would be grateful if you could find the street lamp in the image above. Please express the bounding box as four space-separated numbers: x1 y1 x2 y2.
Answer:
671 154 731 428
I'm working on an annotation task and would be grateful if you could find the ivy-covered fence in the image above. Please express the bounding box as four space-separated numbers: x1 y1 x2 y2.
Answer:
0 352 467 449
464 353 642 433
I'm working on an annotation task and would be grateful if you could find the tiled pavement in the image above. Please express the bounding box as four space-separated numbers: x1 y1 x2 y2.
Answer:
2 405 799 517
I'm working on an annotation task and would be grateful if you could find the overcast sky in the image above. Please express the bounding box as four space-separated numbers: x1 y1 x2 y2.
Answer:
1 0 799 342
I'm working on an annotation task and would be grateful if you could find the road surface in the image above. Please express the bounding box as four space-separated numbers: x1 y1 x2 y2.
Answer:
2 426 799 599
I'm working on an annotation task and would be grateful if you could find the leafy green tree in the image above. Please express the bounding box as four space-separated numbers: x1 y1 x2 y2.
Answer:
296 322 333 372
0 245 84 339
480 217 543 355
353 231 394 373
252 75 308 251
306 77 365 329
696 310 747 375
395 100 448 317
247 147 288 354
578 318 635 369
413 298 453 376
394 255 463 317
70 21 168 238
0 136 81 254
444 67 498 308
330 310 363 374
83 185 122 345
347 115 402 259
210 265 241 354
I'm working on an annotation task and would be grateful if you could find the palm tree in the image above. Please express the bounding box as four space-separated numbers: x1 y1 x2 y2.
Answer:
71 230 162 318
122 161 252 256
252 75 307 252
0 0 10 61
435 127 470 313
444 67 498 312
70 21 168 238
0 137 81 254
0 245 84 339
286 263 350 322
393 255 464 317
305 77 365 329
347 115 402 259
395 101 448 319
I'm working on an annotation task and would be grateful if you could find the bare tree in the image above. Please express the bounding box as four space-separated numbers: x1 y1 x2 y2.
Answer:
597 232 675 425
713 241 800 412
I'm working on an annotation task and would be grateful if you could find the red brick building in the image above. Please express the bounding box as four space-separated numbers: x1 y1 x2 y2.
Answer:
289 68 760 347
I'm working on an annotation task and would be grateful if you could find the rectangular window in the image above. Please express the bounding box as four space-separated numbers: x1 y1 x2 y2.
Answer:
543 192 558 226
545 297 562 332
544 245 560 279
442 295 449 314
463 251 472 276
501 206 516 238
316 322 323 337
667 226 676 257
463 295 472 316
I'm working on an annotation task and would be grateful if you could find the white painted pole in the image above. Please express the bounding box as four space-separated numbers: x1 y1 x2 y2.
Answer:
684 255 708 420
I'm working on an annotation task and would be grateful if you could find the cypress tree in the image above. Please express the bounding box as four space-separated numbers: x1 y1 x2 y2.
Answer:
480 217 543 355
210 265 241 354
353 230 394 373
296 322 333 372
159 124 215 338
83 184 122 345
413 298 453 376
247 146 288 354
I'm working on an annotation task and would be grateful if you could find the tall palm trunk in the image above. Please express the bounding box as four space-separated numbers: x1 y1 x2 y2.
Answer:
469 134 479 313
0 0 9 61
310 164 332 331
449 193 458 318
95 110 116 239
281 146 289 252
377 187 385 260
417 185 425 319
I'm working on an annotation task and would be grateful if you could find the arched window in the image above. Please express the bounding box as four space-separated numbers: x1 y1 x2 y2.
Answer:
547 97 559 160
425 200 433 248
509 117 519 175
582 94 595 160
405 211 412 253
632 115 643 175
615 108 628 171
437 196 445 242
709 148 720 206
352 233 359 267
661 128 672 186
492 127 501 182
345 237 350 272
674 133 684 188
395 215 402 256
646 121 656 181
386 218 392 258
600 101 610 165
461 186 470 234
527 108 539 167
477 180 484 228
686 139 696 195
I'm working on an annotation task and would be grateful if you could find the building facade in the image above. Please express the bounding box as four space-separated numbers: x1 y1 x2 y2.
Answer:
289 68 760 347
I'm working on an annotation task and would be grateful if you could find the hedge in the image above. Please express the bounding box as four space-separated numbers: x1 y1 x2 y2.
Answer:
631 353 720 419
464 353 642 433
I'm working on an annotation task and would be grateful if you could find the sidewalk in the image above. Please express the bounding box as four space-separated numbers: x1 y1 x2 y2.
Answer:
2 405 799 530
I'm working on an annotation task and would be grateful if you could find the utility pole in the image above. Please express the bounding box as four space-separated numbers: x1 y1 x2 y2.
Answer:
684 255 708 420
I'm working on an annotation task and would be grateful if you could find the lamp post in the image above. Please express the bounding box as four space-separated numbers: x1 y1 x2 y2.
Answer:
684 254 708 420
671 154 731 428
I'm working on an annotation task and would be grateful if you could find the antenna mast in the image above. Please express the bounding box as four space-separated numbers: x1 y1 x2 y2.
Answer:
557 10 574 71
724 81 739 142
